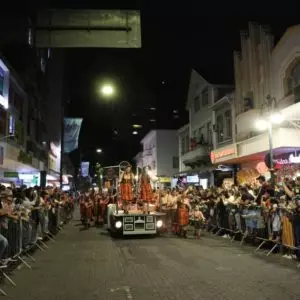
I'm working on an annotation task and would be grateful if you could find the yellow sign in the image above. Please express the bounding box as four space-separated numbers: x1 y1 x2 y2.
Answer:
159 177 171 183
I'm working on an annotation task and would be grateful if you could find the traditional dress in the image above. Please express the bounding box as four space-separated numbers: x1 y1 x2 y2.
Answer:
120 172 134 202
140 174 153 202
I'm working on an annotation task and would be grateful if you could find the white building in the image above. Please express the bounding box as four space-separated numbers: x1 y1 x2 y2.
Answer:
210 22 300 184
178 69 234 186
135 130 179 186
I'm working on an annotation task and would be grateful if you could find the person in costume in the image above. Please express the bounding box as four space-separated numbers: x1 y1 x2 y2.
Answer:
138 166 159 214
119 165 134 213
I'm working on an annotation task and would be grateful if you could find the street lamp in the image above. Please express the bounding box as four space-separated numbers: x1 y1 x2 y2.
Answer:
256 96 284 187
101 84 114 96
96 148 102 153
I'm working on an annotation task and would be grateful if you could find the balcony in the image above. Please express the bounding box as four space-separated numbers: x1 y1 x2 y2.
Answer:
181 143 210 167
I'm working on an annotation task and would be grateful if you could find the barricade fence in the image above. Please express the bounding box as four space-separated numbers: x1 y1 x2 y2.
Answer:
197 204 300 259
0 204 74 296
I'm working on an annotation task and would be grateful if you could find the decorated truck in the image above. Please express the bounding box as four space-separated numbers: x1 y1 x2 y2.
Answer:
106 161 165 236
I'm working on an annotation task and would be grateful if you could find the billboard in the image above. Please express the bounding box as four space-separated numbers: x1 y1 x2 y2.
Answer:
64 118 83 153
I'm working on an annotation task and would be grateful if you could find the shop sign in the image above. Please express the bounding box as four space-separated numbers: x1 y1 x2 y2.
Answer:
270 151 300 166
210 146 236 163
159 177 171 183
4 172 18 178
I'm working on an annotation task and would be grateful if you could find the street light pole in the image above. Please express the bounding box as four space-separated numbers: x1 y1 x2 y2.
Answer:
256 95 284 188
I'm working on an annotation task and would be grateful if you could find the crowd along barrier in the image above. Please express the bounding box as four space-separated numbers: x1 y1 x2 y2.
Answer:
0 204 74 296
204 205 300 261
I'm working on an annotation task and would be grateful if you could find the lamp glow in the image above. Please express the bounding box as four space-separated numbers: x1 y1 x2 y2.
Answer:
96 148 102 153
270 112 284 124
101 85 114 96
256 119 268 131
132 131 138 135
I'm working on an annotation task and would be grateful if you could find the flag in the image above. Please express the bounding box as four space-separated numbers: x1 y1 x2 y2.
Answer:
81 161 90 177
63 118 83 153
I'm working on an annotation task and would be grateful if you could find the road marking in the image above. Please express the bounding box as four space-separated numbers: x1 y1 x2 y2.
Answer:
110 286 133 299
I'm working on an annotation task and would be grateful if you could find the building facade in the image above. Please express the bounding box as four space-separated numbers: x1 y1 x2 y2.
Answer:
178 69 234 187
135 130 179 186
210 22 300 185
0 14 67 187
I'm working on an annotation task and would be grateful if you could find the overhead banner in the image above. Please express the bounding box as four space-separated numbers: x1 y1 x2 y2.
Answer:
81 161 90 177
64 118 83 153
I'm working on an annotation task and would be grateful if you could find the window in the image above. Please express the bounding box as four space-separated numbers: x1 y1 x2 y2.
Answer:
201 87 209 106
9 115 15 135
216 115 224 143
207 122 212 145
0 67 4 96
225 110 232 138
194 95 200 112
285 61 300 100
172 156 179 169
28 28 33 46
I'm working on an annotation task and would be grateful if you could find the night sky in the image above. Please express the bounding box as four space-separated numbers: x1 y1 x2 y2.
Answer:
9 2 300 167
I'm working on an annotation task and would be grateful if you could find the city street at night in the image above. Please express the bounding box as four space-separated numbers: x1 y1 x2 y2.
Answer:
4 216 300 300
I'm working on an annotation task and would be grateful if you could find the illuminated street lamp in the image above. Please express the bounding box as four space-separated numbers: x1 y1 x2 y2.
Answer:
101 84 114 96
96 148 102 153
132 131 138 135
256 96 284 186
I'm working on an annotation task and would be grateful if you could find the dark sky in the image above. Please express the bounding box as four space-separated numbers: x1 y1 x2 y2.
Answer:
12 2 300 167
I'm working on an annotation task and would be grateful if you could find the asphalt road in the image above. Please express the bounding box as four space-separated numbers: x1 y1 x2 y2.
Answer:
3 217 300 300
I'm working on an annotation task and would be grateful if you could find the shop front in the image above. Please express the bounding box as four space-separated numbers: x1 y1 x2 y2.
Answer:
210 144 238 186
0 142 41 187
210 127 300 184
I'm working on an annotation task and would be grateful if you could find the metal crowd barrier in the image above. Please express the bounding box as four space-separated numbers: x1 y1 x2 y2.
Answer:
203 205 300 260
0 204 73 296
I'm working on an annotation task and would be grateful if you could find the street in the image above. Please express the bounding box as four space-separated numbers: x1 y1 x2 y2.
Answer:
3 217 300 300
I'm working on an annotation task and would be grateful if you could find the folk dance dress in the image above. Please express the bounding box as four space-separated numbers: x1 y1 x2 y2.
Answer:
140 174 153 202
120 172 134 202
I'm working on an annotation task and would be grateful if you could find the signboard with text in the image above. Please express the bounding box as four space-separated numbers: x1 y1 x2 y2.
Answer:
210 145 237 164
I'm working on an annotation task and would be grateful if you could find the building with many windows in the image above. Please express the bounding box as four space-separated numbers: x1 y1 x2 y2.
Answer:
177 69 234 187
209 22 300 185
0 13 69 187
135 130 179 187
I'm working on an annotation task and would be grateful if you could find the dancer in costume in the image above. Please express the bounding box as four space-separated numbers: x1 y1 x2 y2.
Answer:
119 165 134 213
138 166 159 213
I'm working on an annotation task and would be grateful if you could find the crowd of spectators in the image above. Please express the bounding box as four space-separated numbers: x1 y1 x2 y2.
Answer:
0 185 74 267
